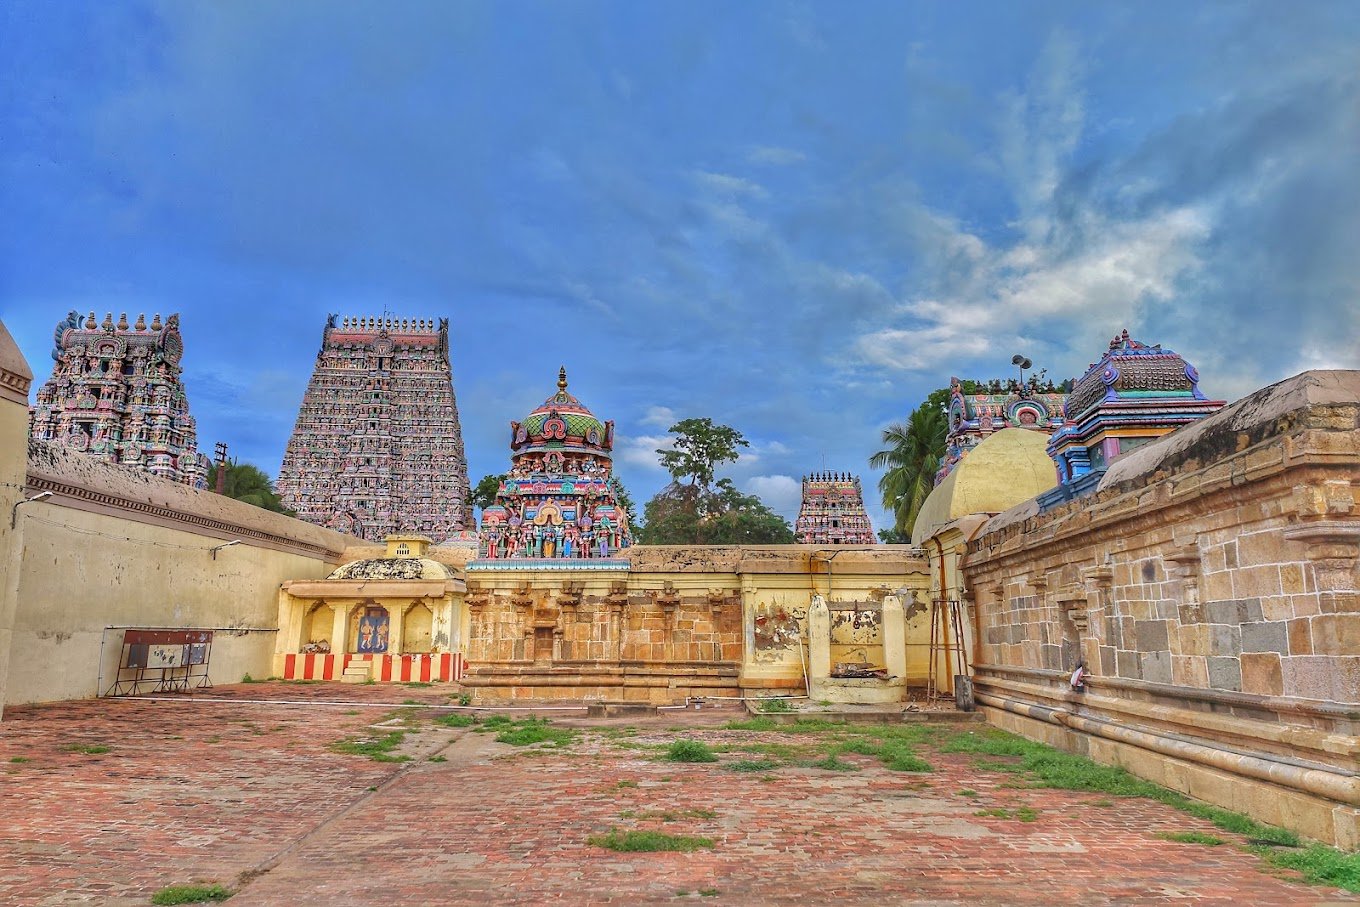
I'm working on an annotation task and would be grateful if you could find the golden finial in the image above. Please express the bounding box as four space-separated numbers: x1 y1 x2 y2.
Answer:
557 366 568 392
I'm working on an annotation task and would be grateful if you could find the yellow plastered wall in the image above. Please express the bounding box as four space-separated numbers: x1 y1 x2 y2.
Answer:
9 503 343 704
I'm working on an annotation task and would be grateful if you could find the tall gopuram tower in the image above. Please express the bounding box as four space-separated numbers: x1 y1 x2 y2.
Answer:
477 367 632 560
276 315 470 542
794 472 876 545
30 311 209 487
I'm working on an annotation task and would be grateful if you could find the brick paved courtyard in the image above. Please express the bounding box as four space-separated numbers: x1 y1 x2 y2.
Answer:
0 683 1355 906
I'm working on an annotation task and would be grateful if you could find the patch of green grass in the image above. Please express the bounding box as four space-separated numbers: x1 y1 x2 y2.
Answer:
427 755 447 763
975 807 1013 819
404 681 433 688
342 709 360 716
613 779 639 789
1261 844 1360 892
728 758 781 773
150 884 233 905
1092 799 1114 807
756 697 794 713
808 754 859 772
699 889 720 897
666 739 719 763
588 829 715 853
723 716 780 732
63 744 110 755
433 713 479 728
836 738 931 773
493 718 577 748
474 714 516 732
1015 807 1040 822
331 731 410 762
282 679 321 685
457 693 472 706
401 699 421 705
1158 830 1225 846
10 756 31 763
240 674 261 683
956 788 978 798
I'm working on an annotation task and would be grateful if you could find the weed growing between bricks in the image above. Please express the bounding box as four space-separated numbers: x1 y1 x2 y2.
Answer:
150 883 233 905
587 829 715 853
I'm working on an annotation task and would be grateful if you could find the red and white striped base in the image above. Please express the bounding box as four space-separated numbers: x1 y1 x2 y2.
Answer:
282 652 465 682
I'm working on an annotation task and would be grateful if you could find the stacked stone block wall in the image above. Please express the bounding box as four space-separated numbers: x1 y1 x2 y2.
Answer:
962 370 1360 849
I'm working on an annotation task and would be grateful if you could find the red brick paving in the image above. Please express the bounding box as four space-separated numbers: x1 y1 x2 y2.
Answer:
0 682 1354 906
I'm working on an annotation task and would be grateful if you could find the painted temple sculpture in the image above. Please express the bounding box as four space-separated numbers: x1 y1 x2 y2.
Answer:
276 315 471 543
936 373 1068 484
794 472 876 545
478 368 632 560
30 311 209 487
1039 329 1225 506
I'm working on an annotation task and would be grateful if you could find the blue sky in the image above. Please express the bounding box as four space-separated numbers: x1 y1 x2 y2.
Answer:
3 1 1358 531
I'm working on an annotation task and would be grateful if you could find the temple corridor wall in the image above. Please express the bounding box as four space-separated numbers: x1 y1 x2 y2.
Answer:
962 370 1360 850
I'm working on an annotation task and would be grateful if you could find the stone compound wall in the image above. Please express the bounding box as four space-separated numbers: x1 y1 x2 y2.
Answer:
459 546 930 703
963 370 1360 849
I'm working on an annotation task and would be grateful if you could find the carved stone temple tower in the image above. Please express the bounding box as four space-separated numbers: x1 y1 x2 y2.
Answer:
794 472 876 545
30 311 209 487
277 315 470 542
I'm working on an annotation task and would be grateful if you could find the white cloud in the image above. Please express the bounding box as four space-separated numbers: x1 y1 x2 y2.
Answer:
640 405 676 428
744 474 803 519
615 432 672 471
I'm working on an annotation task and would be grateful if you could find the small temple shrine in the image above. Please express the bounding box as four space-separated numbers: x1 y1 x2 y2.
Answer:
936 374 1068 484
274 534 467 683
1039 329 1224 506
793 472 876 544
276 315 471 543
477 367 632 561
29 311 209 487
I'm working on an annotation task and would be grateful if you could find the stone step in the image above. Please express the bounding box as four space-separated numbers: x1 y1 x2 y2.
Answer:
339 662 371 684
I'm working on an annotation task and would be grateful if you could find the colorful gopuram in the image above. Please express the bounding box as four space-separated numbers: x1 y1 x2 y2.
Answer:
793 472 876 544
1040 328 1224 505
276 315 470 542
936 375 1068 484
478 367 632 560
29 311 209 487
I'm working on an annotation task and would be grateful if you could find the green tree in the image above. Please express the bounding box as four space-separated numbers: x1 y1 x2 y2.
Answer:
607 476 637 527
869 387 953 537
637 419 792 545
877 526 910 544
210 461 294 515
656 417 749 489
469 473 506 512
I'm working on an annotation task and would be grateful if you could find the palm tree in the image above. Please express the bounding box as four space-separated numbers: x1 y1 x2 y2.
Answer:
211 461 294 515
870 403 946 537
